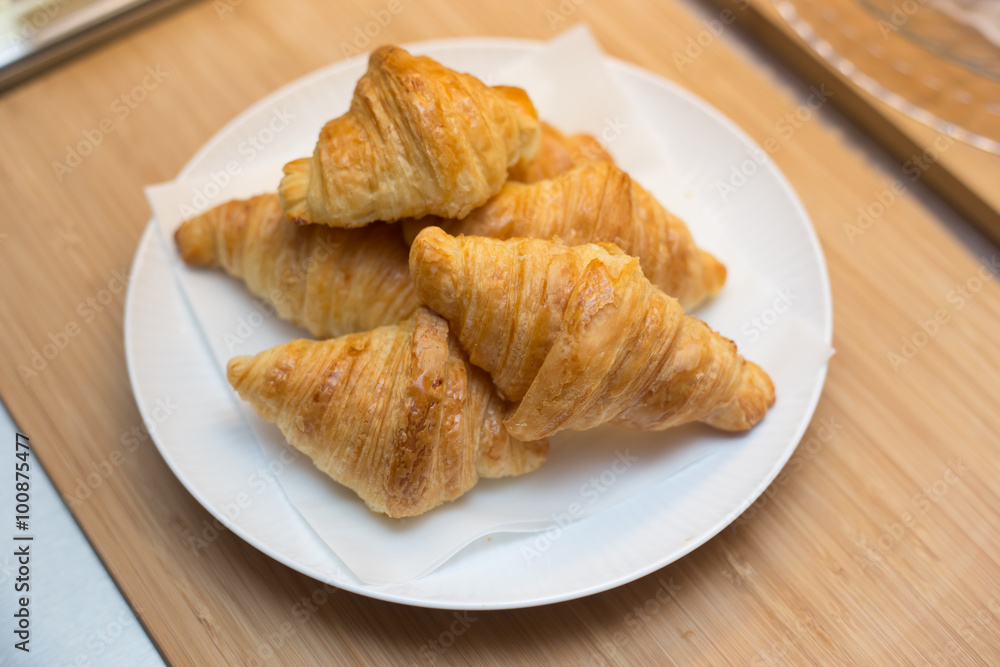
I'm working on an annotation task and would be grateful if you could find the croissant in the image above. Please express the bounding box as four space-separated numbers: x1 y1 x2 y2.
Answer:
279 45 542 228
174 193 418 338
409 227 774 441
402 162 726 310
507 121 614 183
227 308 549 518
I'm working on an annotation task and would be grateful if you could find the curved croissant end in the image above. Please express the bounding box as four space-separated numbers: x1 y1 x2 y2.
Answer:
702 360 775 431
409 227 773 440
278 158 314 224
226 308 548 518
278 45 541 228
174 211 220 267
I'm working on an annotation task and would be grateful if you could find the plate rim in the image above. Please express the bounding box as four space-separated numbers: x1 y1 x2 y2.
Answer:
124 35 833 609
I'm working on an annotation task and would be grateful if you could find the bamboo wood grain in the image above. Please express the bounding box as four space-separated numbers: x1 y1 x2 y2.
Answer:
0 0 999 664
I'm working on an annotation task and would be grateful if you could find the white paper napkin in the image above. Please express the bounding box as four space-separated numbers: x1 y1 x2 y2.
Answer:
145 25 833 585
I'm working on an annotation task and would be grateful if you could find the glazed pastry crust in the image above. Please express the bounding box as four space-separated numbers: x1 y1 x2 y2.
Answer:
227 308 549 518
409 227 774 440
402 162 726 310
279 46 542 227
507 121 613 183
174 193 418 338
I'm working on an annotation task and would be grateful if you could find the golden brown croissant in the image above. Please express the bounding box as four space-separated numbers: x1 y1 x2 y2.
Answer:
402 162 726 310
409 227 774 441
507 121 614 183
279 45 542 228
174 193 418 338
227 308 549 517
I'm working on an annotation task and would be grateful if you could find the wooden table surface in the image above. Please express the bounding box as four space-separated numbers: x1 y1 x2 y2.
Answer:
2 0 999 664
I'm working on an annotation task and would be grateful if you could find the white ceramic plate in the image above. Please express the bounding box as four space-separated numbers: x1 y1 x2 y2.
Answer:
125 38 832 609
